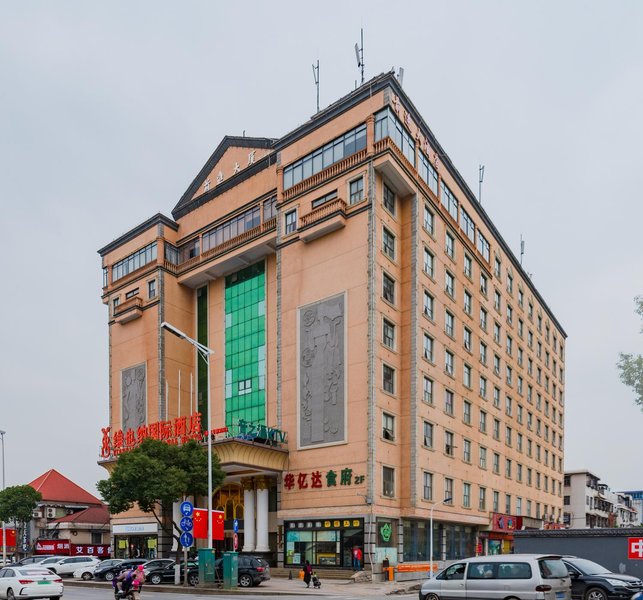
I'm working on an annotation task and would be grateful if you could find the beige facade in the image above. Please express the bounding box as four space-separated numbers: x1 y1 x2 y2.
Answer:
98 72 566 567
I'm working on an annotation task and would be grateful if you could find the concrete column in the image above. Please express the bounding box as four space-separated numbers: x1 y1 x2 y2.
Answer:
255 477 270 552
241 479 255 552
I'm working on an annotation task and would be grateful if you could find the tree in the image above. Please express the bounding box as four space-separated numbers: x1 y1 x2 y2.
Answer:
617 295 643 409
97 439 226 558
0 485 42 524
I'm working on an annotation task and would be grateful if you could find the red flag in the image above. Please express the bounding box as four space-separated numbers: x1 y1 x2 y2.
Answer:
193 508 225 541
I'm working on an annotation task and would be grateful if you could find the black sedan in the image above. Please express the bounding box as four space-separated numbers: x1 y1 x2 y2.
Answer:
145 561 198 586
563 557 643 600
94 558 147 581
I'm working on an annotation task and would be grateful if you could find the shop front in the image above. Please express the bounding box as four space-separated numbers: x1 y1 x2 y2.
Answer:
284 518 364 568
480 513 522 555
112 523 158 559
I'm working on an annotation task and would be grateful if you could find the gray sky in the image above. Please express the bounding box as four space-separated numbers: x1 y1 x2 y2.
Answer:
1 1 641 496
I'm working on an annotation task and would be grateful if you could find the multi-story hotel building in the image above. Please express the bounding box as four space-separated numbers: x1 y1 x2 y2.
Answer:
98 71 566 567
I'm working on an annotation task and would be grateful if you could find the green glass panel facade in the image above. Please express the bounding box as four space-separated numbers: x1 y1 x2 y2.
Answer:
225 262 266 427
196 285 208 416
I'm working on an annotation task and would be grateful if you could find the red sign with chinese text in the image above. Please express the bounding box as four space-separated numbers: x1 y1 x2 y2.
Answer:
35 540 111 556
628 537 643 559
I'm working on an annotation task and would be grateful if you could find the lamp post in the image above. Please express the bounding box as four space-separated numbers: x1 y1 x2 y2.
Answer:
160 322 215 549
0 430 6 565
429 496 452 579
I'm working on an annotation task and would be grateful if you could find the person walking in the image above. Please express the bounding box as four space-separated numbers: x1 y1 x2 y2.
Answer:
303 560 313 588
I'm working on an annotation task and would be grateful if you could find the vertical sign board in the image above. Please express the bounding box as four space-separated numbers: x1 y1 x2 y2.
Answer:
628 538 643 560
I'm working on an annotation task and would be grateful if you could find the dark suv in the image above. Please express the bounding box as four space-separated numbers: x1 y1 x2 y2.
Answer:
563 557 643 600
94 558 147 581
214 555 270 587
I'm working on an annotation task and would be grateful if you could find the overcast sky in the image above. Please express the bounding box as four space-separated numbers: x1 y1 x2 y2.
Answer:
1 1 641 497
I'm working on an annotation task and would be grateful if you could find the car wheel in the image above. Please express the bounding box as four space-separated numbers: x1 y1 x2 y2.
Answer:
150 573 162 585
105 571 115 581
188 572 199 586
424 594 440 600
81 570 93 580
238 573 253 587
586 588 608 600
7 589 15 600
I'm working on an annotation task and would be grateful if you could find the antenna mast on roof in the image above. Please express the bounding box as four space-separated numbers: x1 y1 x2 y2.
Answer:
520 235 525 266
354 28 365 85
478 164 485 204
312 59 320 113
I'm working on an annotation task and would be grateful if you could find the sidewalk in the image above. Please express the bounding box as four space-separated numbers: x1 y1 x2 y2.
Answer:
65 576 421 596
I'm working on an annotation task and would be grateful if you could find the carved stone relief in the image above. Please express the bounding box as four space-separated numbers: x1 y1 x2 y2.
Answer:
121 363 146 432
299 294 345 446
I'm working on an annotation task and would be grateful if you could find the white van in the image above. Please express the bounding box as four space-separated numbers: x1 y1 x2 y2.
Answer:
419 554 571 600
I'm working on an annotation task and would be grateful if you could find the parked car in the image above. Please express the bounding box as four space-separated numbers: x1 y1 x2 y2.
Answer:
562 557 643 600
13 556 56 566
35 557 69 568
45 555 102 577
94 558 147 581
73 558 123 581
0 565 64 599
145 561 198 585
142 559 174 579
419 554 571 600
213 555 271 587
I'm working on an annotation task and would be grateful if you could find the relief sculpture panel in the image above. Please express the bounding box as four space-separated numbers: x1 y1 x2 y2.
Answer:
299 294 345 447
121 363 147 432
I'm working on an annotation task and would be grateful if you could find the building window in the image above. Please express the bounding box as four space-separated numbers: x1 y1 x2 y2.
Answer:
505 493 512 513
464 290 472 315
423 334 434 362
494 290 502 312
311 190 338 209
506 426 513 446
445 231 455 259
383 364 395 394
441 181 459 221
423 421 434 448
464 254 473 279
463 400 472 424
383 183 396 214
125 288 139 299
479 410 487 433
423 376 433 404
445 478 454 502
112 297 120 312
383 319 395 349
382 466 395 498
382 412 395 441
382 272 395 304
493 387 500 408
423 204 435 234
479 446 487 469
479 487 487 510
238 378 252 395
477 231 490 262
464 327 472 351
445 271 455 298
479 376 487 399
423 291 434 320
493 419 500 441
285 209 297 234
480 342 487 364
460 208 475 243
419 152 439 196
493 452 500 474
494 321 501 344
147 280 156 299
382 227 395 259
459 482 471 508
463 364 472 389
493 354 501 376
507 274 514 294
423 472 433 501
480 307 488 330
349 177 364 204
445 311 455 337
112 241 158 282
375 107 416 165
463 439 471 463
445 350 455 376
445 389 455 415
494 257 502 279
445 431 455 456
423 248 435 278
480 273 488 296
516 497 522 516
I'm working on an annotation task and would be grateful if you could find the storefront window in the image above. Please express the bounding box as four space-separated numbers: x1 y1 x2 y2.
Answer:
114 535 157 559
403 519 439 561
443 525 476 560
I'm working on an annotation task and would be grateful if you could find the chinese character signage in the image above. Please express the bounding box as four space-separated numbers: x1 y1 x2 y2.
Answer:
35 540 111 556
628 537 643 560
283 468 365 491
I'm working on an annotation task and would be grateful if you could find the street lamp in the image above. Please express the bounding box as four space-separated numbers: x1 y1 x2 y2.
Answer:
429 496 452 579
160 322 215 549
0 430 6 565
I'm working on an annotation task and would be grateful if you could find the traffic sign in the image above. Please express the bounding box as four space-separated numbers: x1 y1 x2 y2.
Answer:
180 501 194 517
180 517 193 532
180 532 194 548
233 532 238 551
233 518 239 533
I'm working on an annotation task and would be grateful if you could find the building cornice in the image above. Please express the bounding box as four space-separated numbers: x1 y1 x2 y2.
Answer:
97 213 177 257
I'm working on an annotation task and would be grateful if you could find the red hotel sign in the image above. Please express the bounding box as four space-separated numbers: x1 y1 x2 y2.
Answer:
628 537 643 559
35 540 111 556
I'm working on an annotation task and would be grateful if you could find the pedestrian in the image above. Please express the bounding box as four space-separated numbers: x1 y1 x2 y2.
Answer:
303 560 313 588
352 546 363 571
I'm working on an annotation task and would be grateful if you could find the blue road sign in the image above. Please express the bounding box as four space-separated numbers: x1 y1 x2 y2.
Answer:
179 532 194 548
233 518 239 533
180 501 194 517
180 516 193 532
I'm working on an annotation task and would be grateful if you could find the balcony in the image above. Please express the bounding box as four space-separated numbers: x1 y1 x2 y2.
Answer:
298 198 347 243
173 217 277 288
114 296 143 324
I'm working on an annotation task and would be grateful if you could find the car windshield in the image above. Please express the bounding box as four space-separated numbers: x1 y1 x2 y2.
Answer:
566 559 610 576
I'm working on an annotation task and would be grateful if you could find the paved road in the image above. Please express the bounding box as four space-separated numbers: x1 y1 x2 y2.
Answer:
60 588 373 600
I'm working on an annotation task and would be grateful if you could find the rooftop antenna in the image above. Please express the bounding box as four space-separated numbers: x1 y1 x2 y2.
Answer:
312 59 320 113
397 67 404 87
478 164 485 203
520 235 525 266
354 28 365 85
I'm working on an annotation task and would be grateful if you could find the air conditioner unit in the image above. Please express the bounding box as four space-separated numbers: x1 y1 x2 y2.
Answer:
32 510 42 518
66 509 74 515
46 507 56 518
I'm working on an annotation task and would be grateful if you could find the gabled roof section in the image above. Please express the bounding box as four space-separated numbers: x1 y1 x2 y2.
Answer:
172 136 275 219
51 505 110 525
28 469 103 506
97 213 177 257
